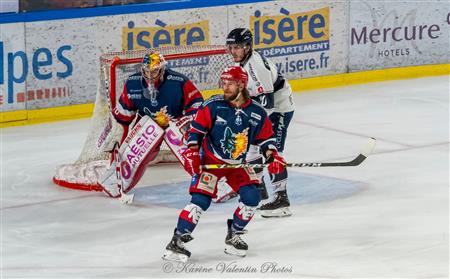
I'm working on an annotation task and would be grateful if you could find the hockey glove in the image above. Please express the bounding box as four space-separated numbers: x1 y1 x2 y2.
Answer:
266 151 286 174
174 115 193 142
182 148 201 176
174 115 193 131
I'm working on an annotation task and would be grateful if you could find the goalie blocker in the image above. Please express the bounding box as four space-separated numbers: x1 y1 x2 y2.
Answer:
99 115 189 198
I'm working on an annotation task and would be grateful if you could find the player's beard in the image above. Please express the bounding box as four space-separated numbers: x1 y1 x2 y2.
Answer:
231 53 243 63
233 48 251 63
224 88 240 102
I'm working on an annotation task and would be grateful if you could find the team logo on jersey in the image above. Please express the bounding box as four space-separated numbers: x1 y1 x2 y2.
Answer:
220 127 249 160
150 106 172 127
234 109 248 126
215 116 227 126
235 115 242 126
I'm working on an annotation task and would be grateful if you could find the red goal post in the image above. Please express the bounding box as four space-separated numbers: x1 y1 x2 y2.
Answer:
53 45 232 191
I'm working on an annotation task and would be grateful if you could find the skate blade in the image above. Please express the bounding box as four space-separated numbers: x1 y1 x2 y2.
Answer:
260 207 292 218
162 250 189 263
224 245 246 257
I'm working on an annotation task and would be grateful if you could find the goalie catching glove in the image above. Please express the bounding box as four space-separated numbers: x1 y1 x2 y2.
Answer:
173 115 193 135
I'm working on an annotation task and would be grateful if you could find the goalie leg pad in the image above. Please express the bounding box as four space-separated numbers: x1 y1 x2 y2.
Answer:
119 115 164 193
98 159 120 198
98 116 164 196
163 121 188 166
97 112 127 153
213 179 238 203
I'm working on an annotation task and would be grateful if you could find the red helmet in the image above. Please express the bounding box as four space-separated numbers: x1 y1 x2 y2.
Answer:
220 66 248 87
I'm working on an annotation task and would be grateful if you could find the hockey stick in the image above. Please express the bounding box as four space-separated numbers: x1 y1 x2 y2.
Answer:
202 137 376 170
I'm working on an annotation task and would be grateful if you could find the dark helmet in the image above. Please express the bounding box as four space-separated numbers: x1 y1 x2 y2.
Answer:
226 28 253 46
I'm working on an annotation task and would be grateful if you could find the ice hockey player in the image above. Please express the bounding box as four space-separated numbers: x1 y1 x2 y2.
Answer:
216 28 295 218
97 50 203 199
162 66 287 263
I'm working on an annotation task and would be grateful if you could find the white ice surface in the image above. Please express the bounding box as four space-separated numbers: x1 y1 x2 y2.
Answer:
1 76 449 278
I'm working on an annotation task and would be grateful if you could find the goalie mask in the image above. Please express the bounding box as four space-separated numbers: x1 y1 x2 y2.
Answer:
141 51 165 83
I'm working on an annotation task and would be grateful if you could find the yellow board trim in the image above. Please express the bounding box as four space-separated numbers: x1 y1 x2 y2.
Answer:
0 110 27 123
1 63 449 128
0 104 94 128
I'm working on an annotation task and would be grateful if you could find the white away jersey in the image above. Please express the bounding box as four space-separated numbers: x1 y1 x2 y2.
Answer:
240 51 295 113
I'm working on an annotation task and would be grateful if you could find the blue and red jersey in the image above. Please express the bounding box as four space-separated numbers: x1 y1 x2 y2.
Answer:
187 95 277 164
113 68 203 128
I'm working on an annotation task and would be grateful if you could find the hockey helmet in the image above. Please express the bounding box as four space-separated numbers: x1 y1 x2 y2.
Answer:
226 28 253 47
220 66 249 87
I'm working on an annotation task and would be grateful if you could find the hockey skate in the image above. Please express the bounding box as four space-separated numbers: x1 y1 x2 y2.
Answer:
259 190 292 218
162 229 193 263
224 219 248 257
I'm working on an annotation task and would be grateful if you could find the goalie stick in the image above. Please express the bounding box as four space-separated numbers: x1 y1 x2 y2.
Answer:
202 137 376 170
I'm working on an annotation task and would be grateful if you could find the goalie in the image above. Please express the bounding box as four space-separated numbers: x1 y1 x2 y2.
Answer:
98 50 203 198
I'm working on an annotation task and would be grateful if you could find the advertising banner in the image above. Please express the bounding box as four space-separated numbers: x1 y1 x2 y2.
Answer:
349 0 450 71
0 22 26 113
22 18 93 110
1 0 448 114
6 5 227 111
228 0 348 80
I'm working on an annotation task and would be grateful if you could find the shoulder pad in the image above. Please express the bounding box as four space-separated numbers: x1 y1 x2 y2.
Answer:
250 100 268 117
203 94 224 106
254 51 272 71
127 73 142 81
251 99 266 110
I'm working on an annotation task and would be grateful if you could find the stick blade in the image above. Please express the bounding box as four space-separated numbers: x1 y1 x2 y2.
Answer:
361 137 377 157
347 137 377 166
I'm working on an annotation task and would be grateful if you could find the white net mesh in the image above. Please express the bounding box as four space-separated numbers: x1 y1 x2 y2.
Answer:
54 45 233 191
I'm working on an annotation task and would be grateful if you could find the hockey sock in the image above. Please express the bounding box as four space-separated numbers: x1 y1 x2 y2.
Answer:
269 168 288 192
247 156 264 182
232 185 260 231
176 193 211 235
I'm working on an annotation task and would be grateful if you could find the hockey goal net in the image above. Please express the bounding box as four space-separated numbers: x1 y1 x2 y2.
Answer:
53 45 233 191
